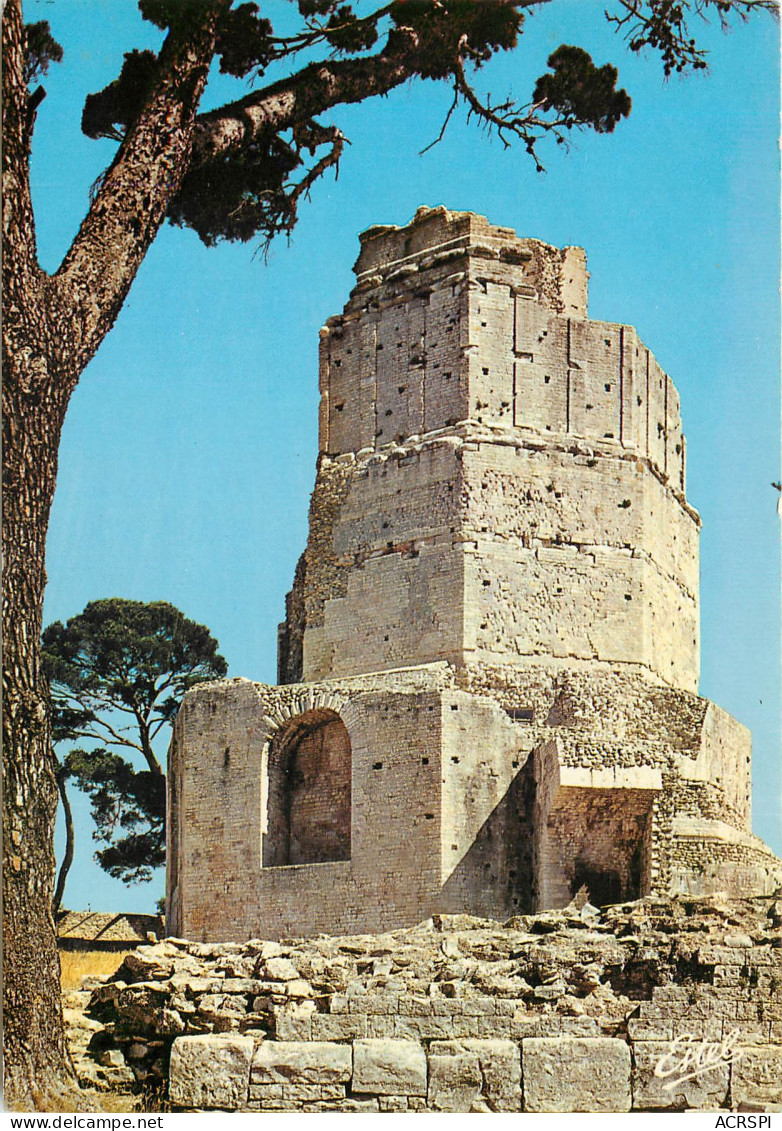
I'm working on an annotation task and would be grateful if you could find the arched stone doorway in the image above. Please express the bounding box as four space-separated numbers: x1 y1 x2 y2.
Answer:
572 860 623 908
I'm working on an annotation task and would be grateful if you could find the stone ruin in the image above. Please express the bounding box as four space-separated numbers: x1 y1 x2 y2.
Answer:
74 893 782 1111
167 206 782 943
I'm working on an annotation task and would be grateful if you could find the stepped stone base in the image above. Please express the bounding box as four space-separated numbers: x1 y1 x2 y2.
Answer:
167 664 781 943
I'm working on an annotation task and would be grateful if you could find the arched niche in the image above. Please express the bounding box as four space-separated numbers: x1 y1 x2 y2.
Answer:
263 707 351 867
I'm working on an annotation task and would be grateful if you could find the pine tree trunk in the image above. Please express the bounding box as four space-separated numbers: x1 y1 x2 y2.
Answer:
2 1 76 1108
2 1 224 1105
2 347 75 1108
2 0 420 1105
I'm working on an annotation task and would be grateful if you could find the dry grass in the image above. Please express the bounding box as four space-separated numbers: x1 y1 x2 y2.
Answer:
83 1090 143 1113
59 948 132 990
21 1086 142 1114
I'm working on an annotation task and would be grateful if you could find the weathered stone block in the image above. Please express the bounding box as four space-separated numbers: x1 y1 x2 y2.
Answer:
248 1083 284 1102
169 1035 253 1110
311 1013 368 1040
340 1098 381 1112
274 1003 314 1041
456 1015 514 1039
352 1039 427 1096
349 993 398 1015
251 1040 352 1084
632 1040 730 1110
365 1016 396 1038
523 1037 631 1113
627 1017 674 1041
460 997 498 1017
428 1053 482 1112
428 1039 520 1112
197 993 246 1016
283 1083 346 1101
377 1095 409 1112
393 1015 459 1040
730 1046 782 1108
264 957 299 982
285 979 313 998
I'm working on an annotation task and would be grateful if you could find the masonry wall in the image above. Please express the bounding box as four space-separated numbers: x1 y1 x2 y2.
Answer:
170 675 546 940
460 438 698 689
294 428 699 690
540 787 656 909
319 207 684 498
170 677 457 941
168 666 777 944
167 681 267 943
89 895 782 1113
300 441 465 681
254 689 447 939
439 692 536 917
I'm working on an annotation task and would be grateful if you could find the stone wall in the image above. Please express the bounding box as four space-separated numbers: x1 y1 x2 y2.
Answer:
74 894 782 1112
321 206 684 492
169 673 451 942
297 426 699 690
541 786 655 908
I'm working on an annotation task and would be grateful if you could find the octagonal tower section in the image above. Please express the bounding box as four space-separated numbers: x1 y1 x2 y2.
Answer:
279 206 699 694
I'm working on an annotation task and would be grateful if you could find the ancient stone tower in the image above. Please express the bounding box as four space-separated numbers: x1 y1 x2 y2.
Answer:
167 207 782 942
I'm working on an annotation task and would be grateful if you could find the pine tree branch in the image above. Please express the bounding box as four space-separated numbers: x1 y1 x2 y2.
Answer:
191 26 422 168
68 726 146 757
52 689 148 755
606 0 778 75
52 2 230 377
452 50 563 168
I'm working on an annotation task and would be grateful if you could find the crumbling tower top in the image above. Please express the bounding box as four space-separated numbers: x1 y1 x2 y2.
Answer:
351 205 588 318
319 205 685 505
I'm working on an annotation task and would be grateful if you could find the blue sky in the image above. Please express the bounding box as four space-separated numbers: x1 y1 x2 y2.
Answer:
25 0 780 913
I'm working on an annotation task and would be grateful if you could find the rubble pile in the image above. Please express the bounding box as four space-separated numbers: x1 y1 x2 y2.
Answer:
65 893 782 1112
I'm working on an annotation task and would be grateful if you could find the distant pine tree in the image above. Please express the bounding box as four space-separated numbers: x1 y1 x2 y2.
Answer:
43 599 227 903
